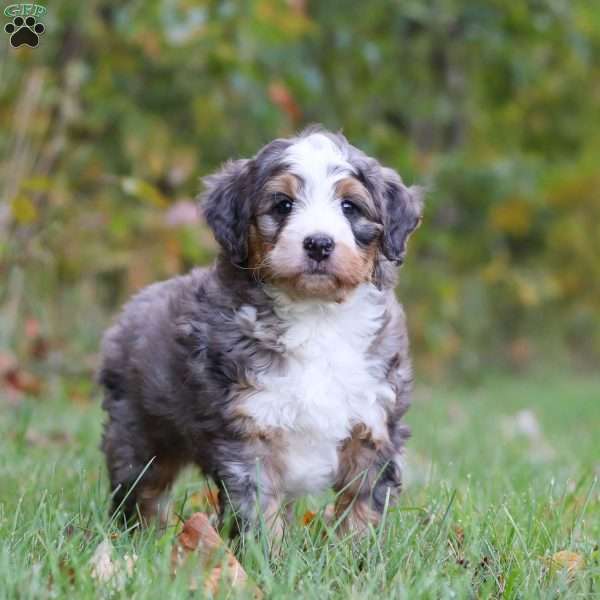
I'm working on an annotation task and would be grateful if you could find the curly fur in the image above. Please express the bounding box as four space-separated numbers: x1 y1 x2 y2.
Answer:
99 126 423 537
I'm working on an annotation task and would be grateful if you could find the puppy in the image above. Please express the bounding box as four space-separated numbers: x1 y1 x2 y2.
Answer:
99 127 423 538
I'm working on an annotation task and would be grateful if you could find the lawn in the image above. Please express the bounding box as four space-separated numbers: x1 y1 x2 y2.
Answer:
1 373 598 598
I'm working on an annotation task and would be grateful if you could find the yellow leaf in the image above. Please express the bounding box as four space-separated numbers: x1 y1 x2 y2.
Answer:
11 195 38 224
121 177 168 208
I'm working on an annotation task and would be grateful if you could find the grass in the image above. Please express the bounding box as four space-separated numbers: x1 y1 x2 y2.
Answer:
1 372 599 598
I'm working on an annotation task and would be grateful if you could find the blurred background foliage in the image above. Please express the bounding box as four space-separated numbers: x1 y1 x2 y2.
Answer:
1 0 599 388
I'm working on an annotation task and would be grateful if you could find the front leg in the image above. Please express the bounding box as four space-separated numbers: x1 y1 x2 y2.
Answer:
212 439 285 546
334 424 403 536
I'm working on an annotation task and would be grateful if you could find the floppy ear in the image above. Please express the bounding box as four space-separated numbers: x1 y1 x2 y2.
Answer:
380 167 424 264
201 159 252 265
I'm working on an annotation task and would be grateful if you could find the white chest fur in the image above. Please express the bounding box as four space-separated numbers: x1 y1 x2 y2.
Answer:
242 284 395 497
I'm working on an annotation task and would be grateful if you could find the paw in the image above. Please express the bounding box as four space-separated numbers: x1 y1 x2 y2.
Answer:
5 16 45 48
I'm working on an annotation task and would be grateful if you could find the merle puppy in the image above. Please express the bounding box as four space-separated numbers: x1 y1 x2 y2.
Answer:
100 127 423 538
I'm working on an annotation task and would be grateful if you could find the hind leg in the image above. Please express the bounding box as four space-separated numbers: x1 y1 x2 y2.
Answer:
102 417 182 528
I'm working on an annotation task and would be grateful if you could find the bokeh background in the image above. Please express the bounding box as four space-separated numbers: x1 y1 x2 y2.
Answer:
1 3 599 596
1 0 600 398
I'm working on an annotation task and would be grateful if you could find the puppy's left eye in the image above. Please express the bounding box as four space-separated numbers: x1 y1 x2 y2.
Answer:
341 199 361 217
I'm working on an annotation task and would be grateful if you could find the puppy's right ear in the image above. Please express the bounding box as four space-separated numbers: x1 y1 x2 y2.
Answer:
201 159 252 265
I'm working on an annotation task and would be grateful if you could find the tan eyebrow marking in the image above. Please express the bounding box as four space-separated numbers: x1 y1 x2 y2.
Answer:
264 172 300 198
335 177 377 217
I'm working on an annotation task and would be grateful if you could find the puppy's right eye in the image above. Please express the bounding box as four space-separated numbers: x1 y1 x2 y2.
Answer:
272 193 294 216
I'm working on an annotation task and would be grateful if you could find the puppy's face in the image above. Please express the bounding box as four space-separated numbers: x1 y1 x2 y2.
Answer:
202 129 423 301
251 135 384 300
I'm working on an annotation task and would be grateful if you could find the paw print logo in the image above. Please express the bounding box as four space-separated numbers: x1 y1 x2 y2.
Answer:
5 15 45 48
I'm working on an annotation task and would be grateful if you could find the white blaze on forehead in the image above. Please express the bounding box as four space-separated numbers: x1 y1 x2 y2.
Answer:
283 133 356 245
285 133 352 186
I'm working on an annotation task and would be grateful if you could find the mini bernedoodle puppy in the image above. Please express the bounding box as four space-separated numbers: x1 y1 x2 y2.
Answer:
99 127 423 539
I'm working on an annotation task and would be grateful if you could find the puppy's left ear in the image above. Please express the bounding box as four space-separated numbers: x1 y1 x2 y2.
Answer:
380 167 424 264
201 159 252 265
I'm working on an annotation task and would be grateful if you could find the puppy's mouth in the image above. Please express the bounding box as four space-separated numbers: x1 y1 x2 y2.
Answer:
276 264 347 302
303 260 334 276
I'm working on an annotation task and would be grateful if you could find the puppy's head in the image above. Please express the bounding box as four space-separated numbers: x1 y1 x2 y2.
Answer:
202 128 423 301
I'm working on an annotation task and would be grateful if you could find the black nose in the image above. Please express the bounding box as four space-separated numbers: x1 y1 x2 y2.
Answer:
303 235 335 262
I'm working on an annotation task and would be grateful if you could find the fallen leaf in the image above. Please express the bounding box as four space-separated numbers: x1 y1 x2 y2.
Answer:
59 559 76 585
300 504 335 526
89 539 137 590
171 512 262 598
453 525 465 548
4 365 42 396
0 353 21 405
448 525 467 566
90 540 115 583
301 510 316 526
547 550 585 577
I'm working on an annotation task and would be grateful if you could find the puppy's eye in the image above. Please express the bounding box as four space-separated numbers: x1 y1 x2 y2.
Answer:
272 193 294 216
341 199 361 217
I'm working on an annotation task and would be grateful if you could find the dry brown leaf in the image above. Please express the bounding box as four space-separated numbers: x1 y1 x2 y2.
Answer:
547 550 585 577
453 525 465 548
171 512 262 598
58 558 76 585
3 365 42 396
89 539 137 589
301 510 317 526
301 505 335 532
0 353 22 405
